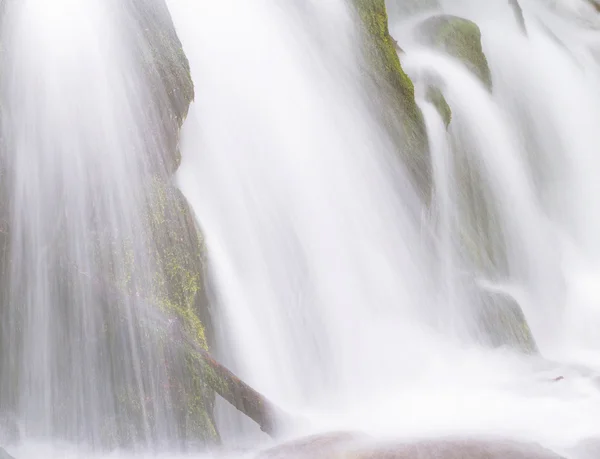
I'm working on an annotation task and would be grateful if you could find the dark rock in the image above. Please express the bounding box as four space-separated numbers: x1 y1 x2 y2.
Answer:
508 0 527 34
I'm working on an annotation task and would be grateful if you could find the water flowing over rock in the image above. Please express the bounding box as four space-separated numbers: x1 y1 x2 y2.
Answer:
415 15 493 91
425 86 452 128
0 0 217 448
386 0 439 19
127 0 195 174
352 0 431 199
1 0 600 456
508 0 528 34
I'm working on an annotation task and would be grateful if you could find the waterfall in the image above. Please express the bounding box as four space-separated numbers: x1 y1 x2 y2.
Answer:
172 0 440 415
171 0 600 455
1 0 600 457
0 0 211 452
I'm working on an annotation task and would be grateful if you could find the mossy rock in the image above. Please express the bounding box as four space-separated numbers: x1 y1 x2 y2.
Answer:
449 136 535 353
145 177 213 351
143 177 218 443
351 0 431 200
417 15 493 91
126 0 195 175
477 290 538 354
85 178 218 448
425 86 451 128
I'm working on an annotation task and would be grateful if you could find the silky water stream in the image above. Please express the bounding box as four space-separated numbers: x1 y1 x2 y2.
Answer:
5 0 600 457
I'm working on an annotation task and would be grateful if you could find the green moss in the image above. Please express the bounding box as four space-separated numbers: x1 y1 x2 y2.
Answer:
418 15 493 91
425 86 452 128
130 0 194 175
145 177 213 350
104 176 218 444
450 139 536 354
478 291 538 354
351 0 431 200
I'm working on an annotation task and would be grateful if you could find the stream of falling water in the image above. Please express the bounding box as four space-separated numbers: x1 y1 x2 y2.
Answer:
170 0 600 457
4 0 600 457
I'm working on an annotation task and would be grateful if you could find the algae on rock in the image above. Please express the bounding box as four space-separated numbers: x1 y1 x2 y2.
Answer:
425 86 452 128
126 0 195 175
478 291 538 354
145 177 213 352
351 0 431 200
127 0 219 443
417 15 493 91
450 130 537 354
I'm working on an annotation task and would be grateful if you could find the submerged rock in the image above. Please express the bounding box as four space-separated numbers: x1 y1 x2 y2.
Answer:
351 0 431 200
416 15 493 91
256 433 564 459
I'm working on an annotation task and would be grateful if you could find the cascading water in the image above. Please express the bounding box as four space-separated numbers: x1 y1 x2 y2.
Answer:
171 0 443 426
3 0 600 457
0 0 215 454
170 0 600 456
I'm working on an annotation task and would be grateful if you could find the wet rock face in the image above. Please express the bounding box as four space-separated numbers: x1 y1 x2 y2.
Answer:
256 433 565 459
415 15 493 91
351 0 431 201
508 0 527 34
123 0 195 175
476 289 538 354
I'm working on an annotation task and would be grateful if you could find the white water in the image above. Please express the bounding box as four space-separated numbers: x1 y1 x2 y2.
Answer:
4 0 600 457
170 0 600 457
0 0 212 453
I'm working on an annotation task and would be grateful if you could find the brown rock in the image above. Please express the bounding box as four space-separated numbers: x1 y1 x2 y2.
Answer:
359 438 565 459
256 433 565 459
